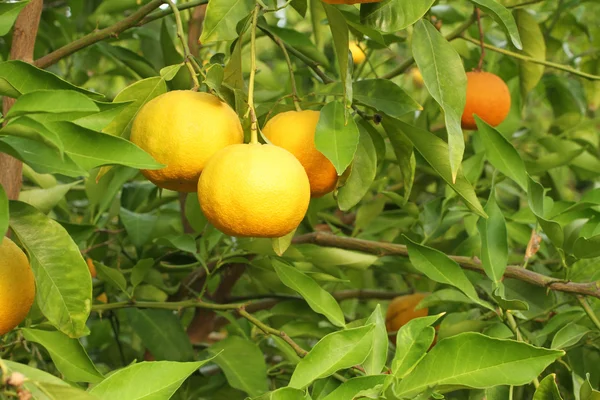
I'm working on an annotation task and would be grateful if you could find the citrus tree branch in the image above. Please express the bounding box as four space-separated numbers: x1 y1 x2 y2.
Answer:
34 0 164 69
577 296 600 331
140 0 209 25
459 35 600 80
292 232 600 299
163 0 200 88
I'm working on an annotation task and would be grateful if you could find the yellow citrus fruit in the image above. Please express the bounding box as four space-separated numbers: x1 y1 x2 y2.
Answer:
130 91 244 192
461 71 511 130
262 111 338 197
198 144 310 238
0 238 35 335
411 68 424 88
385 293 429 334
349 41 366 65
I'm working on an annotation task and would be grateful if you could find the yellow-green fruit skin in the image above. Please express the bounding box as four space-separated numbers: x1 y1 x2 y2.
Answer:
0 238 35 335
198 144 311 238
130 91 244 192
263 110 338 197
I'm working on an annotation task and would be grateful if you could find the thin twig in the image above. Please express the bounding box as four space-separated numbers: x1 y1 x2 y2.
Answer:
475 8 485 71
163 0 200 89
577 296 600 331
274 36 302 111
140 0 209 25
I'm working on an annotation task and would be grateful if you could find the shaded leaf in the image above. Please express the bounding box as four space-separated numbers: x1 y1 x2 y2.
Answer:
515 9 546 97
477 190 508 285
361 0 436 33
534 374 563 400
200 0 254 44
468 0 522 49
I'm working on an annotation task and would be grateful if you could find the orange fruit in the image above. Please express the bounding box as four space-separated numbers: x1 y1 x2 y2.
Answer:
130 91 244 192
0 238 36 335
262 110 338 197
385 293 429 334
349 41 366 65
198 144 311 238
461 71 511 130
87 258 97 279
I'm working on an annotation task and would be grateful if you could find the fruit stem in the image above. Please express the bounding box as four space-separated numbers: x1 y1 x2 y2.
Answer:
274 36 302 112
475 8 486 71
163 0 201 89
248 3 261 144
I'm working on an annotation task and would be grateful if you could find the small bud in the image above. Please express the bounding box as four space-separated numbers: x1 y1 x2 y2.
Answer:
7 372 26 387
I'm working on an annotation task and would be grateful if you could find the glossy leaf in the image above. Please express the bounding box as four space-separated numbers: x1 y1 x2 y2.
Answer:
0 0 29 36
527 177 564 248
412 20 467 182
6 90 99 118
322 375 387 400
573 235 600 259
468 0 522 49
476 116 527 190
337 124 377 211
515 9 546 97
353 79 421 119
394 333 564 398
382 117 415 204
477 190 508 285
405 237 492 310
253 387 311 400
208 336 269 396
392 314 444 379
363 305 388 375
361 0 436 33
533 374 563 400
551 323 590 350
9 201 92 338
273 259 346 327
200 0 254 44
126 309 194 362
94 262 128 296
289 325 376 389
21 328 103 383
314 101 360 175
581 374 600 400
18 181 80 214
90 360 211 400
322 4 352 106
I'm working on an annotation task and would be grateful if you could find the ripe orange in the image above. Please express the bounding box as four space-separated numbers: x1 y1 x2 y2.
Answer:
198 144 311 238
385 293 429 334
461 71 511 130
349 41 366 65
0 238 36 335
262 111 338 198
130 91 244 192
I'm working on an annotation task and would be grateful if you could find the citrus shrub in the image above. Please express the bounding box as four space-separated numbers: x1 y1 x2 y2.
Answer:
349 41 366 65
130 91 244 192
263 110 338 197
0 238 35 335
385 293 429 337
461 71 511 130
198 144 310 238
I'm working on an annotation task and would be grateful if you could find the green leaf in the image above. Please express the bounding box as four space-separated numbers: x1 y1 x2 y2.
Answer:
29 382 99 400
160 20 191 90
96 43 158 79
315 101 360 175
392 119 486 218
382 117 415 204
273 259 346 327
208 336 269 396
0 184 7 239
21 328 103 383
551 323 590 350
515 9 546 97
130 259 154 291
412 20 467 182
103 77 168 138
18 181 80 214
289 325 376 389
0 1 29 36
253 387 311 400
322 375 387 400
120 208 158 248
393 333 564 398
2 116 64 154
475 116 528 190
534 374 563 400
266 25 329 67
125 309 194 362
468 0 522 49
200 0 254 44
94 262 129 296
159 64 184 82
9 201 92 338
322 4 352 107
90 360 212 400
361 0 436 33
6 90 100 119
2 359 72 398
392 314 444 379
405 237 493 310
581 374 600 400
363 305 388 375
353 79 421 119
0 60 103 99
337 124 377 211
272 229 296 256
573 235 600 259
477 190 508 285
527 177 564 248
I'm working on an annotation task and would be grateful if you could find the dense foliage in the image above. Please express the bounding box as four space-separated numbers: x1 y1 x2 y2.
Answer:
0 0 600 399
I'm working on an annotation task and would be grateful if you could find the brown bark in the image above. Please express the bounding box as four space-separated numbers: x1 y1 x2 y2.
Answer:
187 4 207 57
1 0 44 201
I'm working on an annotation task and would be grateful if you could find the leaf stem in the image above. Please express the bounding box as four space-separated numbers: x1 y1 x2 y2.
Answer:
274 36 302 112
163 0 200 89
248 4 261 144
577 295 600 331
459 35 600 81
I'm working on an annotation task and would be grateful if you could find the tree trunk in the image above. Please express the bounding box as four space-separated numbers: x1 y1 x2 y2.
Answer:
0 0 44 201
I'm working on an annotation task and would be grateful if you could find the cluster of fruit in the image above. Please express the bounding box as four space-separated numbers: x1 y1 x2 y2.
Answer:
130 92 338 239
